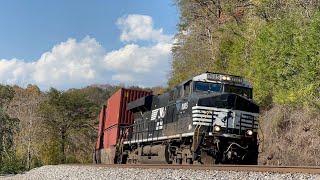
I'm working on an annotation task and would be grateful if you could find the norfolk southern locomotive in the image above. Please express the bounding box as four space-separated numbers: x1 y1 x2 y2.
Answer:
95 72 259 165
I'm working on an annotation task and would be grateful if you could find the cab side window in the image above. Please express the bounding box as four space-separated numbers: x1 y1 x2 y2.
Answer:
176 86 183 100
169 90 174 101
184 81 191 98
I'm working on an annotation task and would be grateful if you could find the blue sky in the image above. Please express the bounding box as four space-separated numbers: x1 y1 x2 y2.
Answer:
0 0 179 89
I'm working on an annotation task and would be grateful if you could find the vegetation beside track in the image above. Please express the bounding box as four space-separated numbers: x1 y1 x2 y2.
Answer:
170 0 320 166
0 85 164 173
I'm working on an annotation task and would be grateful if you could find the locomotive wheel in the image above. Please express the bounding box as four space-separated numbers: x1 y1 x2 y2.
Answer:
186 158 192 164
93 151 96 164
177 158 182 164
93 150 101 164
200 151 215 164
127 159 132 164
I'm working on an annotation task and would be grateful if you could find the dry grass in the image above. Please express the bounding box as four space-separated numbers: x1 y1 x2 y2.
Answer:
258 105 320 166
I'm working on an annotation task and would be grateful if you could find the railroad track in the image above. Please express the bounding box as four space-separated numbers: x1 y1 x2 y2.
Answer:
67 164 320 174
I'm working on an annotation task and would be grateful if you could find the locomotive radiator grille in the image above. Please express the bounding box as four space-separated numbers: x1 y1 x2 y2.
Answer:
237 113 259 132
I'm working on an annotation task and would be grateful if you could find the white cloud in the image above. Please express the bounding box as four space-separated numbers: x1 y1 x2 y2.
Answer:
112 74 136 82
117 14 173 43
104 42 172 73
103 42 172 84
1 37 107 89
0 14 173 90
32 37 106 89
0 59 33 85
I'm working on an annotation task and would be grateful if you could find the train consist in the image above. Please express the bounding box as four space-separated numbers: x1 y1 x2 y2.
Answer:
94 72 260 165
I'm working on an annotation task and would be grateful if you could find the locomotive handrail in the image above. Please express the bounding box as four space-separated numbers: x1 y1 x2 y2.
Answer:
192 111 209 151
209 110 215 133
239 113 242 135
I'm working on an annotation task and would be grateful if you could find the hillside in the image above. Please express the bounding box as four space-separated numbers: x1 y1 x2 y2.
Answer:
170 0 320 166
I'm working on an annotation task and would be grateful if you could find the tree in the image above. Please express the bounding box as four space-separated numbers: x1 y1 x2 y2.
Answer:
6 85 44 170
40 88 98 163
248 10 320 108
170 0 252 86
0 85 19 173
171 0 320 109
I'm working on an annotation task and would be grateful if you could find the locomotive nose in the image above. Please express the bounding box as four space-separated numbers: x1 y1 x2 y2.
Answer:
197 93 259 113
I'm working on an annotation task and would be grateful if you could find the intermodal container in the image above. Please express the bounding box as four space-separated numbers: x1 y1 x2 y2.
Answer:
105 88 151 128
97 88 151 149
96 105 106 149
103 125 119 148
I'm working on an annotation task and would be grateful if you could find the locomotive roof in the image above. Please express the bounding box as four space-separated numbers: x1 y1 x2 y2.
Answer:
177 72 252 89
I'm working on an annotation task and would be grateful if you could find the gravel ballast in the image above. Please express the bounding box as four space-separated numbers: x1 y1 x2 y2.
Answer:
2 165 320 180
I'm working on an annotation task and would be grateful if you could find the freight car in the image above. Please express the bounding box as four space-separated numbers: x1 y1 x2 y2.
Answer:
94 72 259 165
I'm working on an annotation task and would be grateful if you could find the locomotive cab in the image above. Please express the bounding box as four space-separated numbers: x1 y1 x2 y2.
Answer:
186 73 259 164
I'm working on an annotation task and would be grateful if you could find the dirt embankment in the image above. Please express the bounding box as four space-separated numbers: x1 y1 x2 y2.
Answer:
258 106 320 166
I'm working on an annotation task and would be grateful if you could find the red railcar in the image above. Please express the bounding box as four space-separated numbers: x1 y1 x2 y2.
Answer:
96 106 106 150
95 88 151 161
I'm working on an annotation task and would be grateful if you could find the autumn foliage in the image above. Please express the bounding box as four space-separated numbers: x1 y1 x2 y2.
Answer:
170 0 320 165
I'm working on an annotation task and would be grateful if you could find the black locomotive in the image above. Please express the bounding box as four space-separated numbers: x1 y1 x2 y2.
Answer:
116 72 259 165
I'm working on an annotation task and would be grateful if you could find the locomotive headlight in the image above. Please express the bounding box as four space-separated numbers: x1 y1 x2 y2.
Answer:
222 76 227 81
214 125 221 132
222 75 231 81
246 129 253 136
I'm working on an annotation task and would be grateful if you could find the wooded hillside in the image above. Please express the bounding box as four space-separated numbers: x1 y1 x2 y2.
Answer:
170 0 320 165
0 84 163 173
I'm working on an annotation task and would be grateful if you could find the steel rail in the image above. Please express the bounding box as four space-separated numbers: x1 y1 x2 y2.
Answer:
64 164 320 174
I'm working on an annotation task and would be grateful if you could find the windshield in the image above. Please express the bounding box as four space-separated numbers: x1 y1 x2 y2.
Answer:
194 81 252 99
195 82 222 92
224 85 252 99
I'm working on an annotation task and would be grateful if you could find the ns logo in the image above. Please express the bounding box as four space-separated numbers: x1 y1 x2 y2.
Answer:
151 107 166 130
151 107 166 121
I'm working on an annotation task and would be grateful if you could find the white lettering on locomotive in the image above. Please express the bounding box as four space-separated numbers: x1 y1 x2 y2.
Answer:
181 102 188 110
